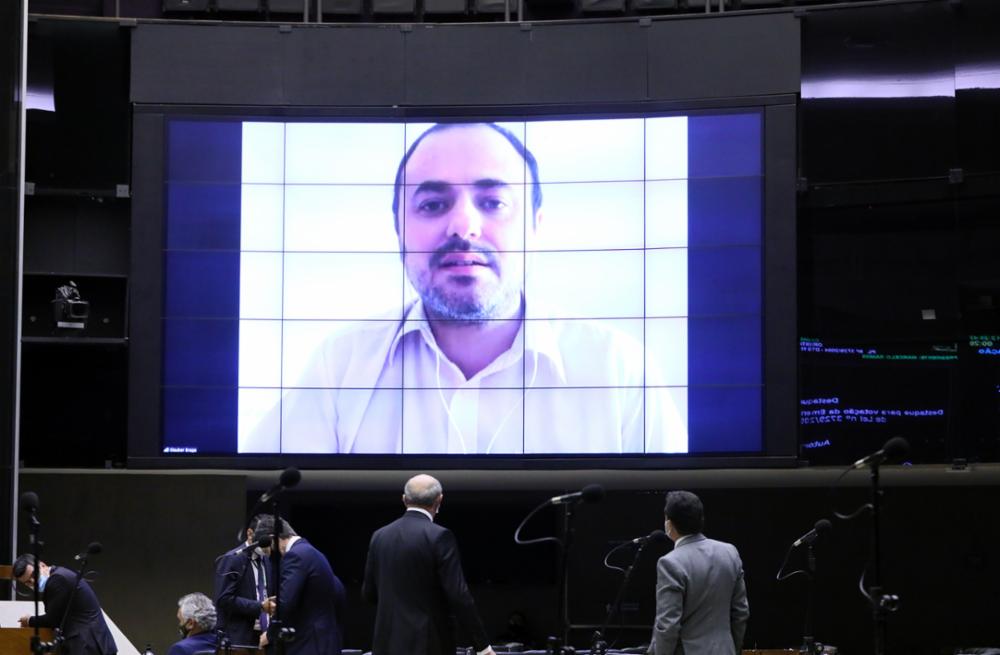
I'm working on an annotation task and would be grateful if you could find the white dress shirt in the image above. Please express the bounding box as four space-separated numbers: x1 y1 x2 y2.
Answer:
406 507 435 521
264 299 687 455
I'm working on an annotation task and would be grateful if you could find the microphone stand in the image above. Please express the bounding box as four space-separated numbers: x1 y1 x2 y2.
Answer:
24 505 58 654
269 492 295 654
800 544 817 655
513 498 568 653
58 551 99 650
868 461 897 655
556 503 577 646
591 539 651 655
26 508 44 655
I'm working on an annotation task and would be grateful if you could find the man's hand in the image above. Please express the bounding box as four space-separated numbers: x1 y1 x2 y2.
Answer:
17 616 30 628
478 647 496 655
262 596 276 615
259 632 269 649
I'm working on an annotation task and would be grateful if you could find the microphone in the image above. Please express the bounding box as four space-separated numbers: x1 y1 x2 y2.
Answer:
792 519 832 548
19 492 39 513
631 529 668 545
73 542 103 561
852 436 910 470
258 467 302 504
549 484 605 505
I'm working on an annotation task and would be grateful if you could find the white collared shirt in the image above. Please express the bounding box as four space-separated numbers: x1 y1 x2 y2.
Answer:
265 299 686 455
245 541 267 588
406 507 435 522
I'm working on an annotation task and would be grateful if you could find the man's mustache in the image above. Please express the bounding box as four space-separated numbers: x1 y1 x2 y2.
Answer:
427 237 500 270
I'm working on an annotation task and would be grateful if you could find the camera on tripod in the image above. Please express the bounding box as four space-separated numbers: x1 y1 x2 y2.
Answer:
50 281 90 330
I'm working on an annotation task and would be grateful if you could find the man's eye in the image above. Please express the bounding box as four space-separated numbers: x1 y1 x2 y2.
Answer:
479 197 507 211
417 198 450 214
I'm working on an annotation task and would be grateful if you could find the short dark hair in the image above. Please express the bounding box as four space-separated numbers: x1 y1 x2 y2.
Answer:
664 490 705 536
12 554 37 579
276 519 297 539
391 122 543 232
252 515 275 540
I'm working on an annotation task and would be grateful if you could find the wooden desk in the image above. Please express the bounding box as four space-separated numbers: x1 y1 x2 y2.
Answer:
0 626 56 654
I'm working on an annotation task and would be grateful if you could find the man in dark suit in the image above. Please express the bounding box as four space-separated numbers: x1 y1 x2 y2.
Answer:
168 592 218 655
13 554 118 655
650 491 750 655
362 474 495 655
261 521 346 655
215 514 275 651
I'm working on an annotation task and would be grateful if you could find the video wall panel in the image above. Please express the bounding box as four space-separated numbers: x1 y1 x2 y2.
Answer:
157 111 765 457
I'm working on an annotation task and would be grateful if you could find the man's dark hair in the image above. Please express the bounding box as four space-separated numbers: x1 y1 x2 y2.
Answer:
391 122 543 231
252 515 275 540
664 490 705 536
13 553 37 579
276 519 298 539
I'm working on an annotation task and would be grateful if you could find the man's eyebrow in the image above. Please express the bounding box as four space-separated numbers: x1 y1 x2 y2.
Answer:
412 180 452 195
473 178 510 191
410 179 511 195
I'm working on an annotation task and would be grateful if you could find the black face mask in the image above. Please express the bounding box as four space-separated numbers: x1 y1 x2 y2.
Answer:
177 623 191 639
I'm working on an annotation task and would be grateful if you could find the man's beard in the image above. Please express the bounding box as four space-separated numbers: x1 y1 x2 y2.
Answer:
409 236 522 323
419 276 521 323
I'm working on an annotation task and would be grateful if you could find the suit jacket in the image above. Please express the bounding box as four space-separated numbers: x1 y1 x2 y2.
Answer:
650 534 749 655
215 545 274 648
362 510 489 655
267 538 346 655
166 631 218 655
28 566 117 655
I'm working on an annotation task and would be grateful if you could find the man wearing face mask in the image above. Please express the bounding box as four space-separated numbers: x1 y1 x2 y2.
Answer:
214 514 275 652
168 593 218 655
13 553 118 655
650 491 749 655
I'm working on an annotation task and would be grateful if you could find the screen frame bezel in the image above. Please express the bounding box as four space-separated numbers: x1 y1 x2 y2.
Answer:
128 96 798 470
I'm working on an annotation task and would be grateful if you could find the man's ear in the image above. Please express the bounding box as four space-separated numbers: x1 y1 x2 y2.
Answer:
525 210 543 249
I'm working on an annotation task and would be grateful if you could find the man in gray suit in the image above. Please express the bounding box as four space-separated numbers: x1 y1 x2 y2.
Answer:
650 490 749 655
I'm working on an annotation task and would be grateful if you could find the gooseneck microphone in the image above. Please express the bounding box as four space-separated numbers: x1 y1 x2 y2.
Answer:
792 519 832 548
20 492 40 528
548 484 605 505
258 467 302 504
73 542 103 561
852 436 910 470
631 529 668 546
20 491 39 513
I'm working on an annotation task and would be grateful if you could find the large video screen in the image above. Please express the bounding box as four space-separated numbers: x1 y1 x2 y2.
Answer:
159 111 764 456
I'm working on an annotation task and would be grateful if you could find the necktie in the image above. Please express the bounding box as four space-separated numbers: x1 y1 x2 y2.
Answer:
255 558 269 632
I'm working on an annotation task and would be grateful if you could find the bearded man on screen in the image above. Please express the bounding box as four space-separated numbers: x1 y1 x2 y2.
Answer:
275 122 686 455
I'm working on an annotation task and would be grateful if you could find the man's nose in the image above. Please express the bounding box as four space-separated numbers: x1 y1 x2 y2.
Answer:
446 193 483 240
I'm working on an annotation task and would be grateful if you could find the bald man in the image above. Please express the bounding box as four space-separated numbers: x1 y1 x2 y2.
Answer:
362 474 494 655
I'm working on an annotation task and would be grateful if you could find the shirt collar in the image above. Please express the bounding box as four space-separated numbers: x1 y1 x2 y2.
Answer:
406 506 435 522
387 298 567 383
674 534 694 548
674 533 705 549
